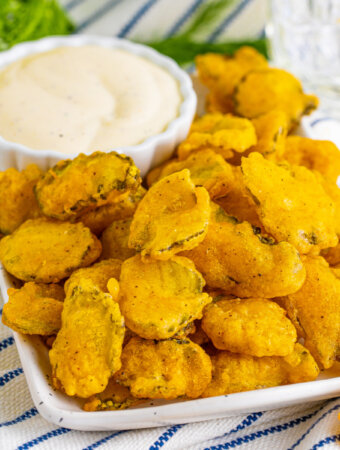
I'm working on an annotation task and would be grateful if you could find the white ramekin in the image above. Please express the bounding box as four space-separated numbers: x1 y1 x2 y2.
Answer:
0 35 197 176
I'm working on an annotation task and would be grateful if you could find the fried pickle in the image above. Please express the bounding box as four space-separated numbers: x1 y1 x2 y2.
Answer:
129 170 210 261
284 137 340 184
78 186 146 235
202 343 319 397
241 152 338 254
202 297 296 357
116 337 212 399
279 256 340 369
0 218 101 283
64 259 122 295
119 254 212 339
2 282 64 335
49 278 125 398
35 151 141 220
233 69 318 129
181 203 305 298
100 219 135 261
0 164 42 235
177 113 257 160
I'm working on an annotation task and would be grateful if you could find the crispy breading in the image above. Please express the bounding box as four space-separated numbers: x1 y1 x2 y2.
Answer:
233 68 318 129
64 259 122 295
177 114 257 160
35 151 141 220
129 170 210 261
49 279 125 398
119 254 212 339
279 256 340 369
0 164 42 235
116 337 212 399
241 152 338 254
100 219 135 261
148 149 234 199
0 218 101 283
202 297 296 357
78 186 146 235
181 203 305 298
202 343 319 397
284 137 340 184
2 283 64 335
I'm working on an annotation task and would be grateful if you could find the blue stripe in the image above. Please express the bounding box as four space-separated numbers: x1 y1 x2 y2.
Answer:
17 427 71 450
0 407 38 428
208 0 252 42
82 431 126 449
117 0 159 38
0 336 15 352
311 433 340 449
288 402 340 450
64 0 85 11
0 368 23 386
149 424 185 450
166 0 205 37
76 0 121 32
205 403 327 450
0 307 3 315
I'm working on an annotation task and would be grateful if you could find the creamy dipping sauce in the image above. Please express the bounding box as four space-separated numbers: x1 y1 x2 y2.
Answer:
0 46 182 154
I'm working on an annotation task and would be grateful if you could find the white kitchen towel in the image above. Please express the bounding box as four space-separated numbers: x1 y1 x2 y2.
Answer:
1 1 340 449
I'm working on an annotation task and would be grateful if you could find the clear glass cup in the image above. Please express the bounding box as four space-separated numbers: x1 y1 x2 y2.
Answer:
266 0 340 116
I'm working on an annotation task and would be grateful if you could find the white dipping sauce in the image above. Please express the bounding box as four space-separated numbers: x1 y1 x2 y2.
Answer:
0 46 182 154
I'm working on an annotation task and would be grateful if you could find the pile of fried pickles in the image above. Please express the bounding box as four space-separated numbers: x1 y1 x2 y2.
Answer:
1 47 340 411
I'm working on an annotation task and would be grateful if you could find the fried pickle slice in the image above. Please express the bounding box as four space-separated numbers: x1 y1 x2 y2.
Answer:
116 337 212 399
284 136 340 184
35 151 141 220
233 69 318 129
177 114 257 160
202 297 296 357
279 256 340 369
2 283 64 335
64 259 122 296
148 149 234 199
129 170 210 261
78 186 146 235
83 378 140 411
181 203 305 298
241 152 338 254
202 343 319 397
100 219 135 261
0 218 101 283
0 164 42 235
49 278 125 398
119 254 212 339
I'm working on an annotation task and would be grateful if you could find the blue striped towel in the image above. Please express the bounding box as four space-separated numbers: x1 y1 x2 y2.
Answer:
1 1 340 448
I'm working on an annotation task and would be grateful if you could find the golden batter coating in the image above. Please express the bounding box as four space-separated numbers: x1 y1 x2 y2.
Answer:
0 164 42 235
2 282 64 335
182 203 305 298
233 68 318 129
100 219 135 261
202 343 319 397
119 254 212 339
284 137 340 184
177 113 257 161
49 278 125 398
64 259 122 295
147 149 234 200
116 337 212 399
202 297 297 357
0 218 101 283
241 152 338 254
35 151 141 220
279 256 340 369
129 170 210 261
